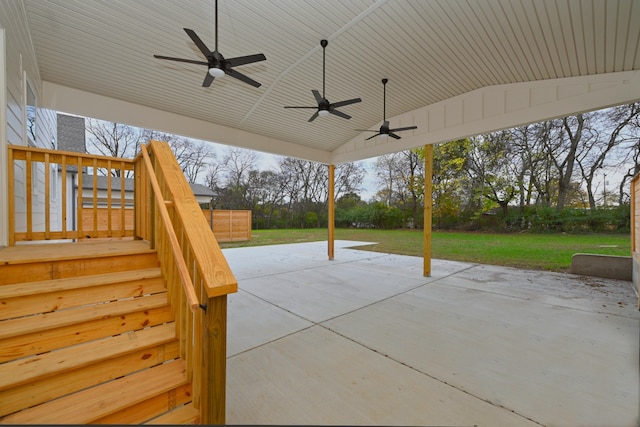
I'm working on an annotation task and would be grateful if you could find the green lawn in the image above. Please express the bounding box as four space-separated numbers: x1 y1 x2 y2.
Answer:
219 228 631 272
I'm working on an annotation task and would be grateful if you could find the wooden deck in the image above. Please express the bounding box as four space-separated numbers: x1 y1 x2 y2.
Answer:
0 239 152 265
3 142 234 423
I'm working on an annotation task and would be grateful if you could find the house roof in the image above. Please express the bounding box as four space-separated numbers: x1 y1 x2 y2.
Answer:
24 0 640 164
81 175 215 198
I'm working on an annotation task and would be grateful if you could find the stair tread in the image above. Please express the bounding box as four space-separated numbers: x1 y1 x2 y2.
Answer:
1 359 187 424
0 341 181 418
0 322 176 391
0 240 154 265
145 402 199 424
0 292 169 340
91 382 193 424
0 267 162 298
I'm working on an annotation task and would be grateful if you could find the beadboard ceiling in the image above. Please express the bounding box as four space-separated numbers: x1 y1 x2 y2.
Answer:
23 0 640 162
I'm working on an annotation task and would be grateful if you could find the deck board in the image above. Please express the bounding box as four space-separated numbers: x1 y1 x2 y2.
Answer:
0 239 152 265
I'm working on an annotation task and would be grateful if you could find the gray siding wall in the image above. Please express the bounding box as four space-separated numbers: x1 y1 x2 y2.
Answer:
0 1 59 243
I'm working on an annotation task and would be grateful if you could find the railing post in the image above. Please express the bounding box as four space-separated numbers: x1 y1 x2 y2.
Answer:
201 295 228 424
7 147 15 246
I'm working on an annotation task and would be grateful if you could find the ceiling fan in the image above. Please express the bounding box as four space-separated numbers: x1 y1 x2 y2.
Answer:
153 0 266 88
284 39 361 122
357 79 417 140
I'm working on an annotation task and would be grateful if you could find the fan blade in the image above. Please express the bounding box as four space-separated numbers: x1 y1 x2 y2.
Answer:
227 53 266 67
366 133 382 141
284 106 317 109
331 98 362 109
354 129 379 132
184 28 211 57
202 72 214 87
329 109 351 120
389 133 402 139
153 55 208 65
311 90 323 104
308 111 319 122
389 126 418 132
226 68 262 88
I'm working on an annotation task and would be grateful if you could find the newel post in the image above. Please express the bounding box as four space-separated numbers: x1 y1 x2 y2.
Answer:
201 295 228 424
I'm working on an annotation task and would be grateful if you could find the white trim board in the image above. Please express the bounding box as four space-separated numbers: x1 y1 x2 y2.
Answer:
333 71 640 163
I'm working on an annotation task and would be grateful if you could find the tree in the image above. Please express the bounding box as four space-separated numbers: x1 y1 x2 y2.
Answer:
275 158 364 228
374 151 423 227
549 115 585 210
143 130 215 184
508 124 550 208
466 133 519 217
86 119 145 176
375 153 401 207
599 103 640 205
573 104 640 208
246 170 288 228
214 147 260 209
618 137 640 205
396 150 424 228
430 139 472 227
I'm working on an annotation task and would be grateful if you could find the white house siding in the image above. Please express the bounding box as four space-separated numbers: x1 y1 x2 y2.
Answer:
0 1 58 244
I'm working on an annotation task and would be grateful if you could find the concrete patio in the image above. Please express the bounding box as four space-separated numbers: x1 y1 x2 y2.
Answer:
223 241 639 427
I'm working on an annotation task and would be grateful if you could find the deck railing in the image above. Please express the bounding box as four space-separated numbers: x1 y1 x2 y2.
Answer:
8 145 134 244
7 142 237 423
135 140 237 423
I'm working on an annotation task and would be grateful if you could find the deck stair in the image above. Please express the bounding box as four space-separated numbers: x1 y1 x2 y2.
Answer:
0 240 198 424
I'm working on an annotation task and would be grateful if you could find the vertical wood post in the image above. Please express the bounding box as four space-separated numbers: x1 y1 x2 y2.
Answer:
76 157 83 239
149 150 156 249
632 176 639 309
133 158 140 239
328 164 335 260
423 145 433 277
201 295 228 424
7 147 14 246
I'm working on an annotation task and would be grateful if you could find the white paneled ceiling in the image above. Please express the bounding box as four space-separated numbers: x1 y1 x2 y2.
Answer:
22 0 640 162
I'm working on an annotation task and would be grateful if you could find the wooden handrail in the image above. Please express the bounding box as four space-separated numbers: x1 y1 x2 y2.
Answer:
139 144 200 312
137 140 236 424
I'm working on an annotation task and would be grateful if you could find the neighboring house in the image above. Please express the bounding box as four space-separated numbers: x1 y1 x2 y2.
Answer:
80 174 215 207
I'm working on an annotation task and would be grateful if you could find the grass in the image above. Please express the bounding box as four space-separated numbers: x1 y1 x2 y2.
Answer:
219 228 631 272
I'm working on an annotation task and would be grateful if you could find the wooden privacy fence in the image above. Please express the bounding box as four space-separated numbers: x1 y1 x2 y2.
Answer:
202 209 252 242
78 208 248 242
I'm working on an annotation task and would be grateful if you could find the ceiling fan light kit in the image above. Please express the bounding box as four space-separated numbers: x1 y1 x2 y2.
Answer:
208 67 225 78
153 0 265 88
